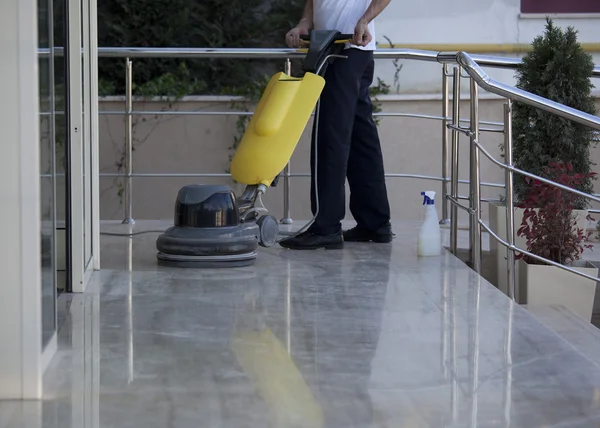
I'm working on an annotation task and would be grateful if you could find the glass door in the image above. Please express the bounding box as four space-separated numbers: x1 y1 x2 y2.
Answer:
81 0 93 272
38 0 57 349
66 0 98 292
54 0 69 293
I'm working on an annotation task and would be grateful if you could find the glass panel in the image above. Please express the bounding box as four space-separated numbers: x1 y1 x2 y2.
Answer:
82 0 93 267
39 0 56 348
54 0 68 291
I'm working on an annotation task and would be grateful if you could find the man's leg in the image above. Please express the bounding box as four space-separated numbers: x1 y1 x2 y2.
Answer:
345 52 392 242
280 49 367 250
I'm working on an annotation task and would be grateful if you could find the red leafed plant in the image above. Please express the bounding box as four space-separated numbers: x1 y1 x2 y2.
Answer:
516 162 596 266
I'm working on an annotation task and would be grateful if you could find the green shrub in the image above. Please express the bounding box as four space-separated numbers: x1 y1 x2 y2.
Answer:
97 0 304 96
512 18 597 209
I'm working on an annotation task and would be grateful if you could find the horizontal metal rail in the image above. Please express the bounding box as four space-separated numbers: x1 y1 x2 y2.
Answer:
97 108 505 129
90 47 600 77
100 172 231 178
446 195 472 214
94 47 442 62
100 110 254 116
480 220 600 283
467 54 521 70
96 171 505 189
37 46 600 76
451 52 600 131
475 141 600 205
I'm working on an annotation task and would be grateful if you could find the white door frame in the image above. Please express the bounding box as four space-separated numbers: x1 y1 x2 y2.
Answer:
89 0 100 271
67 0 99 292
67 0 86 292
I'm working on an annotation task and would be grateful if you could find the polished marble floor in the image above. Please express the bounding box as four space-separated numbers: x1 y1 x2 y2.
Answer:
4 220 600 427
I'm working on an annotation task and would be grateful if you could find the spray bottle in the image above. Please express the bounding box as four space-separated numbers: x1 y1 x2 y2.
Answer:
418 191 441 256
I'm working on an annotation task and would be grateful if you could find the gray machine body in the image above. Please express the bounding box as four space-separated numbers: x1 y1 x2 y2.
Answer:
155 184 277 268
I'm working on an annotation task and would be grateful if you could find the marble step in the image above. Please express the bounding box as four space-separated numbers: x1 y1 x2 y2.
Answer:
524 304 600 368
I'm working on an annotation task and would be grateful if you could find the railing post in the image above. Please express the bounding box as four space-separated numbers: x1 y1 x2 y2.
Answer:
440 64 451 225
122 58 135 225
469 78 481 273
281 58 293 225
450 66 461 254
504 100 516 300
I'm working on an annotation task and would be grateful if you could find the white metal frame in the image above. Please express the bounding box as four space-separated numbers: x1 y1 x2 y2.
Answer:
90 0 100 271
67 0 98 292
67 0 85 291
81 0 93 273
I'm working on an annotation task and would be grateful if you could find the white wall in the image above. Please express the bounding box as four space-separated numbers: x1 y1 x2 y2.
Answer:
373 0 600 94
0 0 43 399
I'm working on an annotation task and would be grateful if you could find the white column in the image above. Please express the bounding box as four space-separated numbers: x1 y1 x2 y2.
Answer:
0 0 43 399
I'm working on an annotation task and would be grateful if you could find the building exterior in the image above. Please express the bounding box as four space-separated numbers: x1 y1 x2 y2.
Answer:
1 0 599 400
374 0 600 94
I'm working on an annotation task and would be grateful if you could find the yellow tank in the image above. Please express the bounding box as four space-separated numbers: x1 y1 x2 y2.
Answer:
230 71 325 186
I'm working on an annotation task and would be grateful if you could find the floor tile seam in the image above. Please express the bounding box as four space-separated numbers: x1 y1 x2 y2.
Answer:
433 350 576 402
469 349 574 395
544 306 600 340
523 312 600 371
543 411 600 428
404 255 600 377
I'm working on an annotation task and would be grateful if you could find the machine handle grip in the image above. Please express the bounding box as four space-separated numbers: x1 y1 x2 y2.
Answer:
300 33 353 43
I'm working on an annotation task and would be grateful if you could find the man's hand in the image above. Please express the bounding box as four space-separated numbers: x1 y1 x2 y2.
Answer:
352 18 372 47
286 24 310 48
353 0 392 46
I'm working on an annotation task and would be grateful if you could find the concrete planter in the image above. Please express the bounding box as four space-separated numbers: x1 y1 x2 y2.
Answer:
517 259 598 322
488 201 588 295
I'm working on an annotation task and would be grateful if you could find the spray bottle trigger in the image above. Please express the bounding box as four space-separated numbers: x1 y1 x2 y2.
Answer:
422 191 435 205
421 191 428 206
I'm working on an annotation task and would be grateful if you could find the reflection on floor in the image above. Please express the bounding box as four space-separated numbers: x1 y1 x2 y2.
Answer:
4 220 600 427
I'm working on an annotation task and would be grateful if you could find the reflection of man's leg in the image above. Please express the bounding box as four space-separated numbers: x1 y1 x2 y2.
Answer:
308 248 391 427
345 52 392 242
280 49 366 249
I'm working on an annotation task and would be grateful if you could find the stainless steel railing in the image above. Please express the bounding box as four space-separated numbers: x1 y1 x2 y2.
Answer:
94 46 558 226
438 52 600 301
93 46 600 301
95 47 600 76
98 56 490 226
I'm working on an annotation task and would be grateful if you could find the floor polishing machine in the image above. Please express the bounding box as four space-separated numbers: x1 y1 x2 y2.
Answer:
156 30 351 268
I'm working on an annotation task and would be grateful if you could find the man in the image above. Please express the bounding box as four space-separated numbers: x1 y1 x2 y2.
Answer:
279 0 394 250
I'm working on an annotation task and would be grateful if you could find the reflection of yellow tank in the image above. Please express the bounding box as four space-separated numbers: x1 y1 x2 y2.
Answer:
230 71 325 187
232 327 324 427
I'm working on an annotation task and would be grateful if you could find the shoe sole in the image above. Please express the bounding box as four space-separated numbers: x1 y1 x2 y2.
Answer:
344 235 393 243
280 242 344 250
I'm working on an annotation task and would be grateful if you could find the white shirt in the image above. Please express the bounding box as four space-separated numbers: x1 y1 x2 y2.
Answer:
313 0 377 51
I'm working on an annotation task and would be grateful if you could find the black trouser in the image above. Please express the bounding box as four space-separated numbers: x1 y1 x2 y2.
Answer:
309 48 391 236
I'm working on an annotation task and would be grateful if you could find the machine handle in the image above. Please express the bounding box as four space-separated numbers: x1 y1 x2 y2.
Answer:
298 30 352 74
300 33 353 44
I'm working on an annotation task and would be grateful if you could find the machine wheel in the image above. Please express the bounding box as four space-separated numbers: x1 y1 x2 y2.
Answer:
257 215 279 247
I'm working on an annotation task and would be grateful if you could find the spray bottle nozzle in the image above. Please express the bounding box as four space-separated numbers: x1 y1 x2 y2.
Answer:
421 191 436 205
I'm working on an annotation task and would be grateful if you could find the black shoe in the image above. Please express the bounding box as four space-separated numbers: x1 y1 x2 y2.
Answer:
343 223 394 243
279 230 344 250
